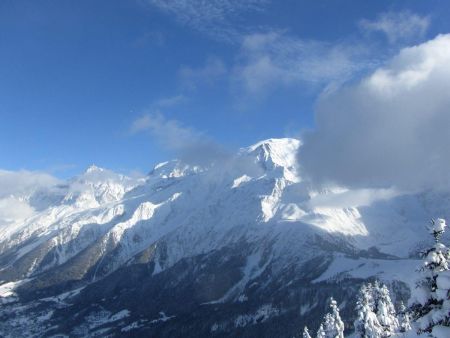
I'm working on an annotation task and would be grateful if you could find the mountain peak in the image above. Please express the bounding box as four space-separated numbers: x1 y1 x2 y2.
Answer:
84 164 105 174
242 138 301 180
246 138 301 152
149 160 203 178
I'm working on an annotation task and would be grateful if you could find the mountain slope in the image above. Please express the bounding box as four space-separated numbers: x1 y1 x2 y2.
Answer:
0 138 448 337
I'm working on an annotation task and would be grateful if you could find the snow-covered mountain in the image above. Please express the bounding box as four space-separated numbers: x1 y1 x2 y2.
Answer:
0 138 449 337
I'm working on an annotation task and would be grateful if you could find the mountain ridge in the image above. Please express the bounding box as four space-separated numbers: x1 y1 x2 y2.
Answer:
0 138 448 337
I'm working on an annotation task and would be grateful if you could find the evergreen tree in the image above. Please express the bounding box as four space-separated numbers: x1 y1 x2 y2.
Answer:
303 326 312 338
398 301 412 333
411 218 450 335
317 297 345 338
328 298 345 338
316 323 326 338
354 283 383 338
373 282 399 335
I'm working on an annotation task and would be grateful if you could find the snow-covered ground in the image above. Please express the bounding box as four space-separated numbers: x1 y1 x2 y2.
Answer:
313 254 421 290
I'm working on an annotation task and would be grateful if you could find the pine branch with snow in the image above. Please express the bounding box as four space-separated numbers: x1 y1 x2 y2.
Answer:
316 323 326 338
303 326 312 338
411 218 450 336
398 302 412 333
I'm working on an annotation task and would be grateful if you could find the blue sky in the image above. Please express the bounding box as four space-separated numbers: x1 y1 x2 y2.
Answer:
1 0 449 178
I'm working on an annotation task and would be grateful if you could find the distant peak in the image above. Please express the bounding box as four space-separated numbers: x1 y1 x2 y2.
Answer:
149 160 202 178
85 164 105 174
240 138 301 181
152 161 174 171
246 138 301 152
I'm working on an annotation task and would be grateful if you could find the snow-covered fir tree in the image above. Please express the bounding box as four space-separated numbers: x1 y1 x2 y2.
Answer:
354 280 402 337
372 281 399 335
303 326 312 338
398 301 412 333
328 298 345 338
316 323 326 338
411 218 450 336
354 283 384 338
315 297 344 338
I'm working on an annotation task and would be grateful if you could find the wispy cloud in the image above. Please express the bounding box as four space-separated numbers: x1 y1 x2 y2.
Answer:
308 188 399 208
146 0 268 42
232 31 372 99
153 94 187 108
130 112 228 166
360 11 429 44
179 57 227 90
130 114 155 134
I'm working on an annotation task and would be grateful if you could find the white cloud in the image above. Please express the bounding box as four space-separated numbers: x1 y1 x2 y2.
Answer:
360 11 429 44
154 94 187 108
299 34 450 192
130 114 154 134
179 57 227 90
130 112 228 165
0 170 60 224
0 197 35 223
0 170 59 199
308 188 399 209
233 31 371 98
147 0 268 42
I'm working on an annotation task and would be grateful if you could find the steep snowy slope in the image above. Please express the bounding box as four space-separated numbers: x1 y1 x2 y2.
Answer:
0 138 448 337
0 166 142 280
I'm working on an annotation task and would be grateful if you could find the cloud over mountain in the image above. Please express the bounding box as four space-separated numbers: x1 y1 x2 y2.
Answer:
131 113 229 166
0 170 60 224
299 34 450 192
